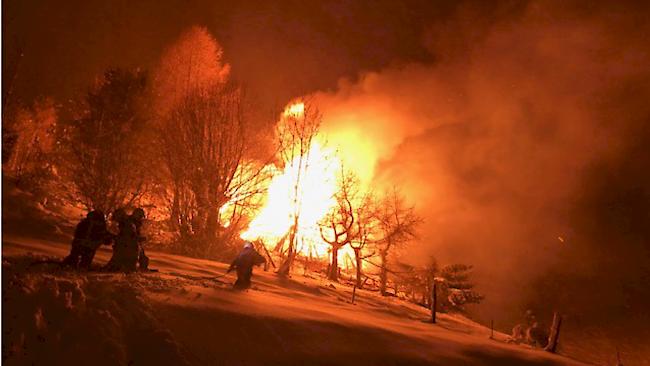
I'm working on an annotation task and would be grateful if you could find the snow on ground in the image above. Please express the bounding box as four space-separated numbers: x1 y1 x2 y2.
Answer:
2 236 590 366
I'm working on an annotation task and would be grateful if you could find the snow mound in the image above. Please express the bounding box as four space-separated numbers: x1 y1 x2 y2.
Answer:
2 179 78 241
2 256 189 365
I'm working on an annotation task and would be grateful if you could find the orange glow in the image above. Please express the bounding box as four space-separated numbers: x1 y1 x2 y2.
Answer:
283 102 305 118
241 102 372 264
241 102 339 257
241 141 339 257
326 126 377 189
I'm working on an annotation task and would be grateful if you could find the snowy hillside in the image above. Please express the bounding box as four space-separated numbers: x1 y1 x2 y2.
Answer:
3 236 588 366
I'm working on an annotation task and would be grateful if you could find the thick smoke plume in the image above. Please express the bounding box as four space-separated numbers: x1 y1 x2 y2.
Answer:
313 1 650 335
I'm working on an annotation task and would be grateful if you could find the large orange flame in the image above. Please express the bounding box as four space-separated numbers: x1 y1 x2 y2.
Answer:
240 102 339 257
241 101 377 269
241 140 340 257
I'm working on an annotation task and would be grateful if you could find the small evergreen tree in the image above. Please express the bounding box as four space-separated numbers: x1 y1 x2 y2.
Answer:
404 257 483 312
438 264 484 312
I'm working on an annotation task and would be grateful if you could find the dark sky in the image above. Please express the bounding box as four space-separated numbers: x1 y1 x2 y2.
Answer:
4 0 650 350
3 0 464 105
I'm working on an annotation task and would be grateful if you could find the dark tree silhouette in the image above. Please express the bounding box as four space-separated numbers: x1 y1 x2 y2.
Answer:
58 68 148 213
152 26 269 256
160 83 268 255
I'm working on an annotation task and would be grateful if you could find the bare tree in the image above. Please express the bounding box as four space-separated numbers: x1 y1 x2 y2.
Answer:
276 100 321 277
319 167 358 281
350 191 378 288
160 83 270 255
374 187 422 295
152 25 231 242
152 26 271 257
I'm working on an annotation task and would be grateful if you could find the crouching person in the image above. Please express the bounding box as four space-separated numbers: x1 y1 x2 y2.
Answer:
227 242 266 290
63 210 112 269
104 208 139 272
131 208 149 270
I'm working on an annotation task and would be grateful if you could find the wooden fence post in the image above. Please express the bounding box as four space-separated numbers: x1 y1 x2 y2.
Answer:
431 281 437 324
490 319 494 339
544 312 562 353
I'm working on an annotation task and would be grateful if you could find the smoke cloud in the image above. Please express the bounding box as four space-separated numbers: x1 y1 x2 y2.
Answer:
312 1 650 335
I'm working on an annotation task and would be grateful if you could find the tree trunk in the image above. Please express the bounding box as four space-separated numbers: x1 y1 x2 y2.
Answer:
431 281 437 324
205 205 220 240
544 312 562 353
277 222 298 277
279 159 303 277
328 245 340 281
424 278 431 307
191 179 210 242
353 247 363 288
379 250 388 296
274 231 289 253
170 182 181 231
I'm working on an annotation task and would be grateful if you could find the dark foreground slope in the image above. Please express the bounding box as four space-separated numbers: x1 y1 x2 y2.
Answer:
2 236 588 366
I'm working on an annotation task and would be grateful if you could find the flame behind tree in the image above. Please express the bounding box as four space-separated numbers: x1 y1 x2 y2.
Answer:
350 191 377 288
239 100 422 282
319 166 359 281
239 139 340 259
154 26 268 255
160 83 268 253
275 100 322 276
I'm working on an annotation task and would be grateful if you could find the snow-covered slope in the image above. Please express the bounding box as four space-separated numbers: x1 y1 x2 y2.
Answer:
2 236 589 365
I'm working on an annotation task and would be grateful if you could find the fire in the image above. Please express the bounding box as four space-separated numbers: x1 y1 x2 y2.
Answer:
283 102 305 117
241 141 339 257
240 101 376 267
325 127 377 189
240 102 338 258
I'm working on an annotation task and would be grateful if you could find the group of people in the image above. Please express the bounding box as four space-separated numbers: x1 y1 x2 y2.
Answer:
63 207 268 288
63 207 149 272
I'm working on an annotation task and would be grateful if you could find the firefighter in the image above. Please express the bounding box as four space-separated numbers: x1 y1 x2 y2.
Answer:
104 208 139 272
227 242 266 290
131 208 150 270
63 210 112 269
